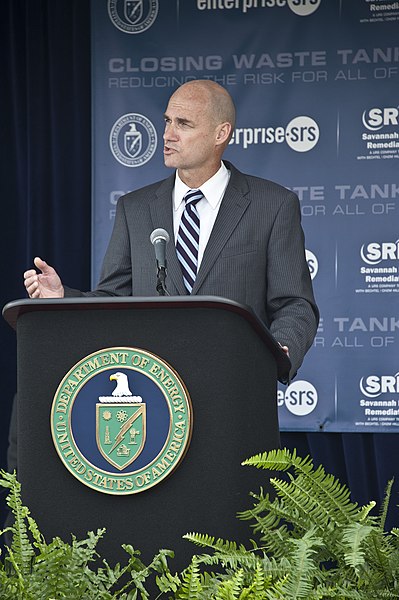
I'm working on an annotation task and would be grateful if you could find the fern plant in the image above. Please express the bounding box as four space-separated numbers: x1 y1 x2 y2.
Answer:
160 448 399 599
0 470 173 599
1 449 399 599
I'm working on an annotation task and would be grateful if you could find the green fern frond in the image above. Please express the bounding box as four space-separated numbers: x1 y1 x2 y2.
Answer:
184 533 260 570
183 533 246 552
244 449 361 533
263 573 289 600
28 539 78 598
239 490 304 558
257 524 294 560
357 500 377 522
302 467 358 522
0 470 35 580
25 529 116 599
341 523 374 570
251 561 269 595
242 447 314 474
213 568 245 599
238 490 273 522
239 493 285 542
259 555 292 579
196 552 260 571
360 529 399 592
378 479 394 532
26 514 46 553
0 565 21 600
176 556 203 599
275 529 320 599
313 581 363 599
156 570 182 594
113 547 174 598
224 561 273 599
275 469 357 527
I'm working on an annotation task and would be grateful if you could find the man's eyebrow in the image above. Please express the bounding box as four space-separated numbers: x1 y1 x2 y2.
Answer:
163 113 194 125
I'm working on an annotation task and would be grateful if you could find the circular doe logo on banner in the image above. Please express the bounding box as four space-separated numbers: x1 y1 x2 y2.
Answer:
110 113 157 167
51 348 192 495
108 0 159 34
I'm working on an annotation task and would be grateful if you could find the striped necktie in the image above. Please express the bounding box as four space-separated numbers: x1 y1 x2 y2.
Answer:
176 189 203 293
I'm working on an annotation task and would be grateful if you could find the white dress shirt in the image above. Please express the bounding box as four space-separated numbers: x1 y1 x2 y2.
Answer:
173 162 231 268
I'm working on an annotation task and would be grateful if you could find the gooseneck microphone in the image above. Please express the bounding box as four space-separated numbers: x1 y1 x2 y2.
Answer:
150 228 170 296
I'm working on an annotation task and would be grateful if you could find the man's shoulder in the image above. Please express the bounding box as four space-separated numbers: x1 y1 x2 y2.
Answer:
226 161 297 202
119 174 174 204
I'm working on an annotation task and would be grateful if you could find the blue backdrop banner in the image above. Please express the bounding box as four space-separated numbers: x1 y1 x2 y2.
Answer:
91 0 399 432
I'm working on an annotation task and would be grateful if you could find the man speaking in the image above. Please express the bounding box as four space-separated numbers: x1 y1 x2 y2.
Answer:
24 79 318 381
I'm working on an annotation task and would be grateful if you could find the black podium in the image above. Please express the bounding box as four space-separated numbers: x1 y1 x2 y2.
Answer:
3 296 289 571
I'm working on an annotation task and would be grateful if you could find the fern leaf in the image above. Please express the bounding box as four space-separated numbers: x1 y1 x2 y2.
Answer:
242 447 313 474
0 470 35 580
341 523 374 570
264 573 289 600
183 533 248 554
259 554 292 579
176 557 203 599
112 547 174 598
357 501 377 522
378 479 394 532
214 568 245 599
156 570 182 594
184 533 259 570
250 561 270 597
279 533 319 598
243 450 361 534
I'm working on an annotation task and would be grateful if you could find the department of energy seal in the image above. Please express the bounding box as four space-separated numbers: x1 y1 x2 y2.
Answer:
51 348 192 495
108 0 159 34
109 113 157 167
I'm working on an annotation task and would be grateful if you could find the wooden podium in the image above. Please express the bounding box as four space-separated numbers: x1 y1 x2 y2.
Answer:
3 296 289 571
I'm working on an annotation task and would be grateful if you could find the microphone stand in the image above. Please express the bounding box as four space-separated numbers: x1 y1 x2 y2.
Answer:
156 264 169 296
150 228 170 296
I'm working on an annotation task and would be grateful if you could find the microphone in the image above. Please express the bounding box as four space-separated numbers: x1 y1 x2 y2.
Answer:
150 228 170 295
150 228 170 270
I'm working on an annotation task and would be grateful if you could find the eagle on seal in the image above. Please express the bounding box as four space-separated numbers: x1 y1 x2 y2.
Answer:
110 372 133 396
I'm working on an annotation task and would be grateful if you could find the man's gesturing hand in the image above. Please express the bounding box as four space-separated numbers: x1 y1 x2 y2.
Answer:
23 257 64 298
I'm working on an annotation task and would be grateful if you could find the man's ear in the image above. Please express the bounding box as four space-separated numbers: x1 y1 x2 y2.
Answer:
215 122 232 146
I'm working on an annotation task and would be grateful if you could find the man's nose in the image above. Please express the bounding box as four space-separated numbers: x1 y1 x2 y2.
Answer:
164 122 177 141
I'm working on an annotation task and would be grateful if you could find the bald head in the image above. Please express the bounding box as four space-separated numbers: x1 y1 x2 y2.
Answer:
170 80 236 143
163 79 236 186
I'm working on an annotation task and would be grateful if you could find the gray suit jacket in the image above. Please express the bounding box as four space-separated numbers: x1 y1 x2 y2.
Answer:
66 161 318 380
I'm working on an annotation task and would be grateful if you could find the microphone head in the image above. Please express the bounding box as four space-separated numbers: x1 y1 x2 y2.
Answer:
150 228 170 245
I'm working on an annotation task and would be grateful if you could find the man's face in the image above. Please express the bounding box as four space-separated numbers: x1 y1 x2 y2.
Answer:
163 86 220 175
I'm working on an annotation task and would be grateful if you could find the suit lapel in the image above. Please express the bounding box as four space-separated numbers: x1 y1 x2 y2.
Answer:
148 164 250 296
149 175 187 295
192 165 250 294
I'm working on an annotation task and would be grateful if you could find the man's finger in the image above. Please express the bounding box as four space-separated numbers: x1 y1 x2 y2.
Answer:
33 256 49 272
25 277 37 288
25 280 38 297
23 269 38 280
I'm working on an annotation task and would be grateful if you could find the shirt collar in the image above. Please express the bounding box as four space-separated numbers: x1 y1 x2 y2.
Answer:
173 162 230 210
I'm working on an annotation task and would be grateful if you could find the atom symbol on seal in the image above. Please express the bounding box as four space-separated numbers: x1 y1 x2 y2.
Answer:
116 410 128 422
